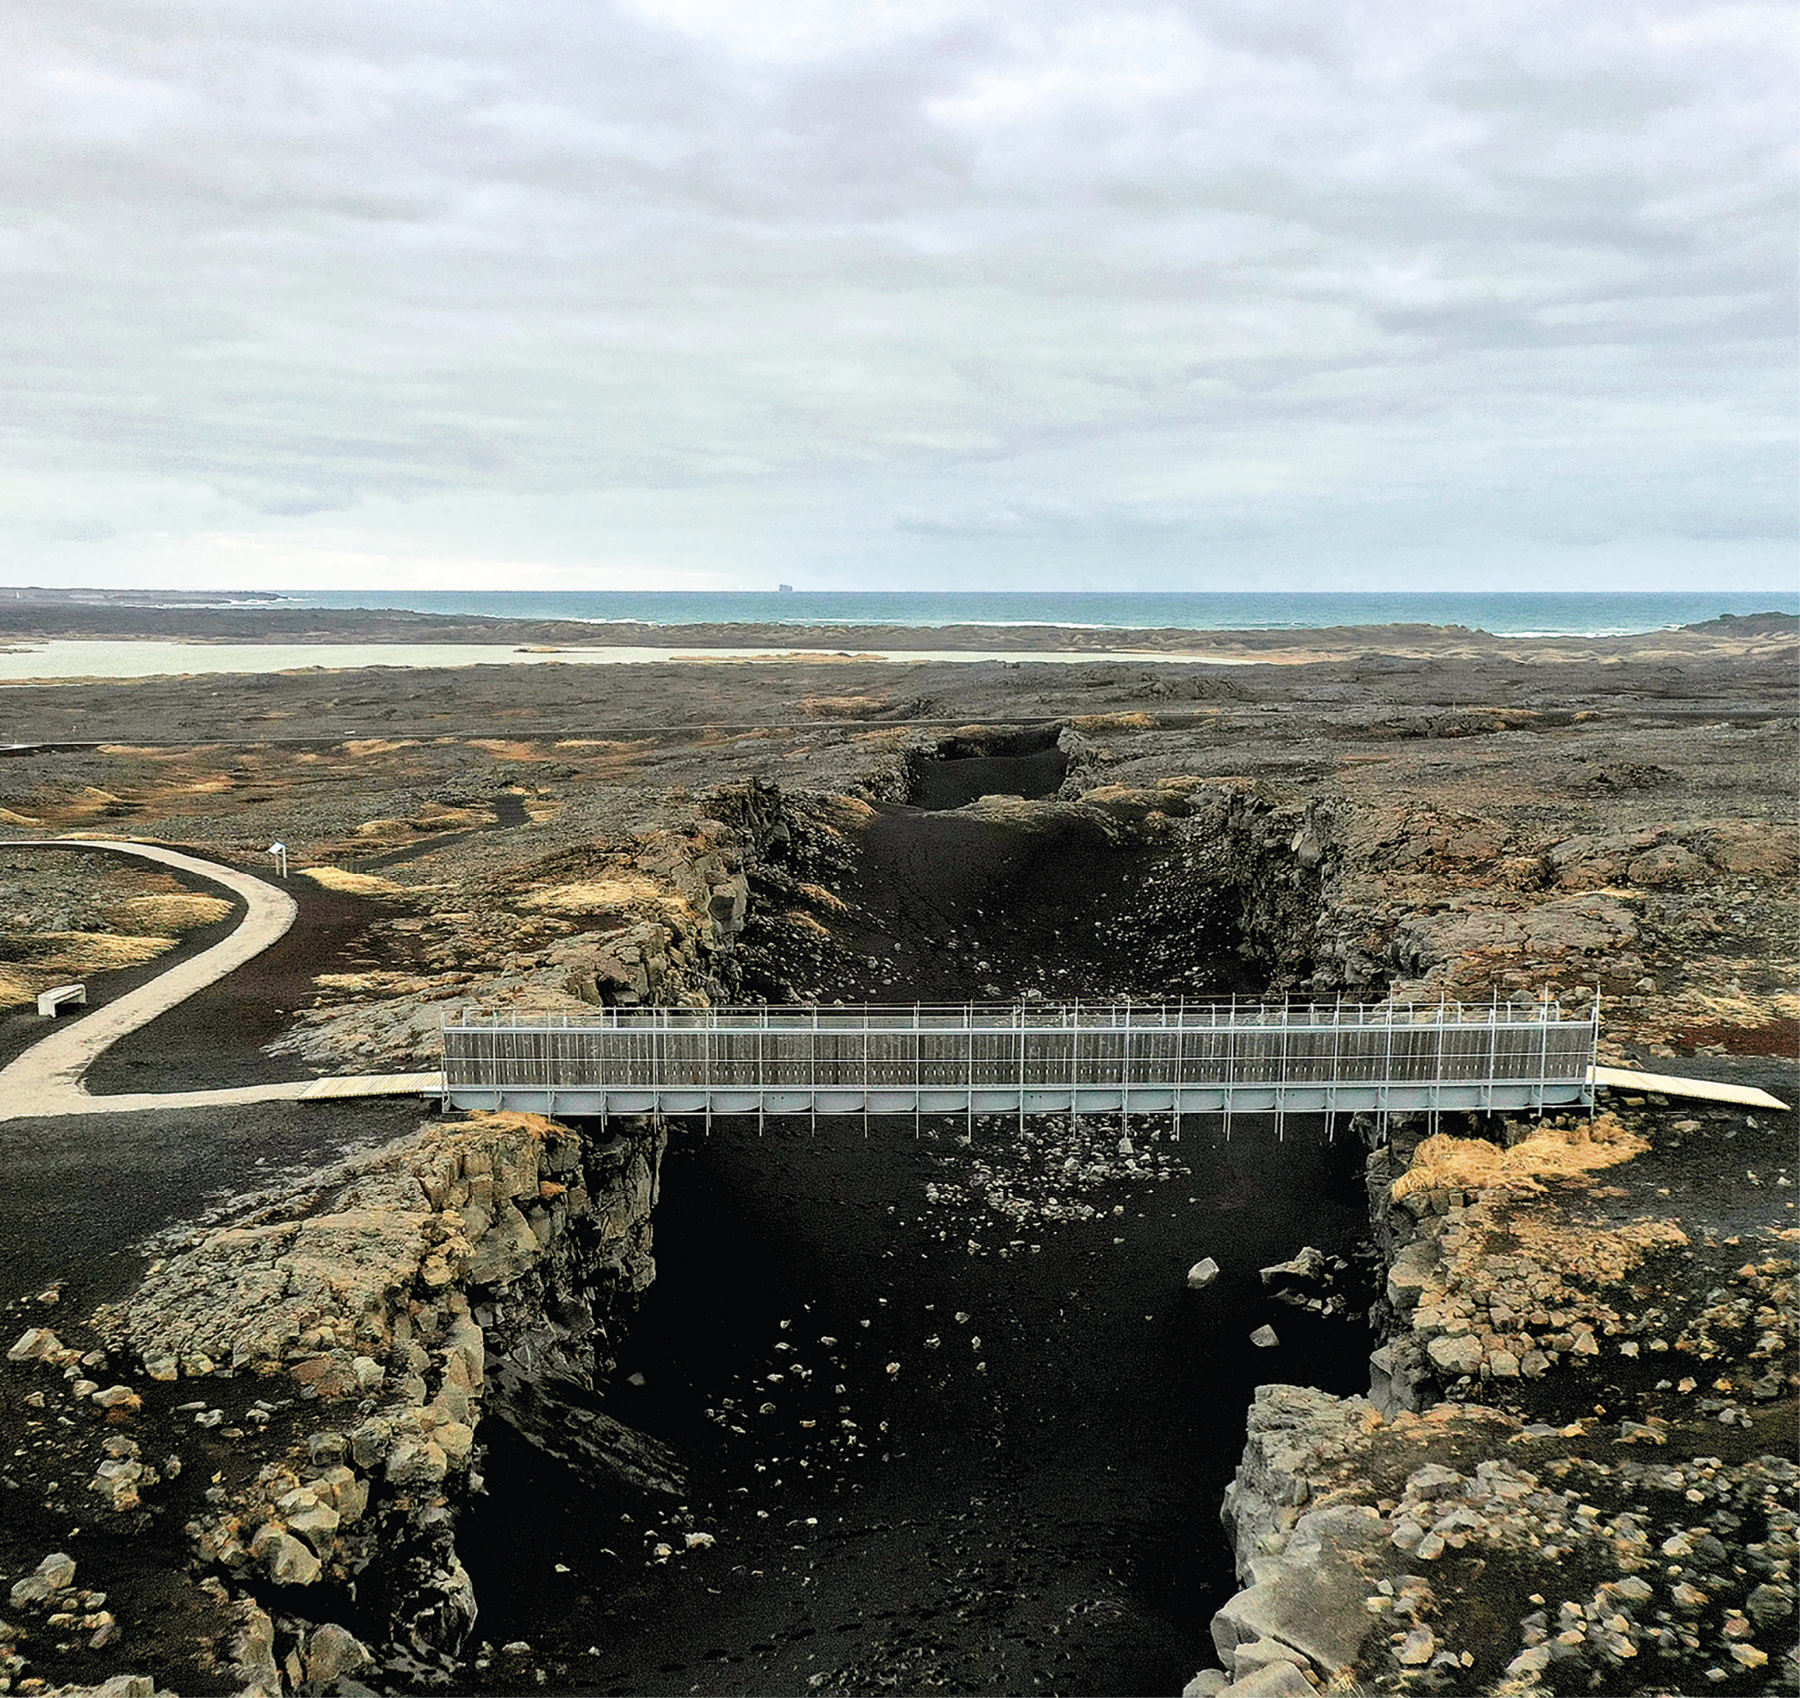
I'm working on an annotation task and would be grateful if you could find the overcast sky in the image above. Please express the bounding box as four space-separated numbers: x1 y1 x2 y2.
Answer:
3 0 1794 592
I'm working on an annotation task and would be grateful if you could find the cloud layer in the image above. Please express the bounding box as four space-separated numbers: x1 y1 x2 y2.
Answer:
3 0 1793 589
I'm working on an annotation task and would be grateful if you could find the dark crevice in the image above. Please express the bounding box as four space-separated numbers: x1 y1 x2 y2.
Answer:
906 725 1068 810
452 784 1370 1696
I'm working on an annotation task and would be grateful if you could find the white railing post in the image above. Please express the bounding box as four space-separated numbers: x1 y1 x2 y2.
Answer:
1017 1001 1026 1132
965 1001 975 1143
1069 997 1080 1124
1536 990 1553 1117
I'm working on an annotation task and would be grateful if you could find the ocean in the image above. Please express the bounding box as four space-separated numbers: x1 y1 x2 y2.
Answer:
281 589 1797 637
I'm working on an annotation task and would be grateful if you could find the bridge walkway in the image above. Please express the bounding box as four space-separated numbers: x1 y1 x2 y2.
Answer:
443 997 1601 1131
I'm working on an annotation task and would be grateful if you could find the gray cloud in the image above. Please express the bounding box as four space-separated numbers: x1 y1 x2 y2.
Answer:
0 0 1792 589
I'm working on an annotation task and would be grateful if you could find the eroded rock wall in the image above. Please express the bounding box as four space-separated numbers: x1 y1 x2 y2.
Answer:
269 778 807 1069
1188 1099 1798 1698
89 1109 666 1688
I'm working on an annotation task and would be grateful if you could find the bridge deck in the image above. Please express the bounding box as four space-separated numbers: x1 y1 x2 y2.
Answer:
443 998 1597 1121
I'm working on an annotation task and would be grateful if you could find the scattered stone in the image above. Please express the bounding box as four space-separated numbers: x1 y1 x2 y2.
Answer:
1426 1334 1483 1377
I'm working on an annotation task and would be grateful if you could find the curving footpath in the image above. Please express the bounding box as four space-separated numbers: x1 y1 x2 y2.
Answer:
0 839 436 1121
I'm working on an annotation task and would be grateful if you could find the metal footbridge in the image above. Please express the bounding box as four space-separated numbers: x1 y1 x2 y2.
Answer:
442 997 1599 1128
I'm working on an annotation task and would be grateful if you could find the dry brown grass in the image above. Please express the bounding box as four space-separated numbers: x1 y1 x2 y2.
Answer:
46 932 177 968
0 932 182 1005
113 893 233 931
782 911 832 937
297 867 404 896
0 809 42 827
463 1110 561 1140
1391 1113 1646 1203
311 970 422 993
526 874 667 915
800 695 889 718
341 739 419 758
798 882 848 913
466 739 545 761
1069 711 1159 732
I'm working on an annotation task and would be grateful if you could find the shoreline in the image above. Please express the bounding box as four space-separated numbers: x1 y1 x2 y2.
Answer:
0 610 1795 684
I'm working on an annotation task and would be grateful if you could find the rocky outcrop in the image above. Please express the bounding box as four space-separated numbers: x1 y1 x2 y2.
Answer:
1123 780 1800 1015
1190 1094 1798 1697
271 779 806 1070
1192 1386 1799 1697
555 809 756 1008
91 1109 666 1685
1189 1385 1387 1697
1363 1109 1693 1415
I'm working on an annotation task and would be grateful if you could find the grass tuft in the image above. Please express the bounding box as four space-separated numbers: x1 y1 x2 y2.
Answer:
1391 1113 1645 1203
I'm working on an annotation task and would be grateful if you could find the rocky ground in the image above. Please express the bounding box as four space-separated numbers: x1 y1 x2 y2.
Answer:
1193 1085 1797 1698
0 613 1793 1695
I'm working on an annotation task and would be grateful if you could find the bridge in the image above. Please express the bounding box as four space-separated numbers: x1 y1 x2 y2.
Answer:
441 997 1600 1131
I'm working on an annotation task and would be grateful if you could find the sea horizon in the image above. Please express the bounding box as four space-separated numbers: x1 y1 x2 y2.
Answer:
276 588 1799 639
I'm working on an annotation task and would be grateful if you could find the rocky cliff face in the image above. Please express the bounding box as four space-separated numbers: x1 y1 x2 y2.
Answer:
1188 1096 1797 1698
85 1109 667 1688
554 785 784 1009
265 778 805 1071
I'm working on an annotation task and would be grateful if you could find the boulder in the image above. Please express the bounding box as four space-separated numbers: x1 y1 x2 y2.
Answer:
1426 1334 1483 1377
1211 1548 1377 1680
9 1551 76 1607
303 1622 374 1690
6 1327 62 1363
231 1603 281 1695
1232 1638 1309 1678
251 1523 322 1588
1259 1247 1326 1285
1385 1240 1437 1309
1250 1325 1279 1349
1187 1258 1221 1291
1221 1665 1313 1698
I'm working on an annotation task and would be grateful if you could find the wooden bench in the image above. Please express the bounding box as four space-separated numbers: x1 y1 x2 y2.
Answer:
36 983 87 1018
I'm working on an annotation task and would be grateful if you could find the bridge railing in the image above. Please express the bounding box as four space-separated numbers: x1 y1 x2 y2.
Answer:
440 997 1597 1119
